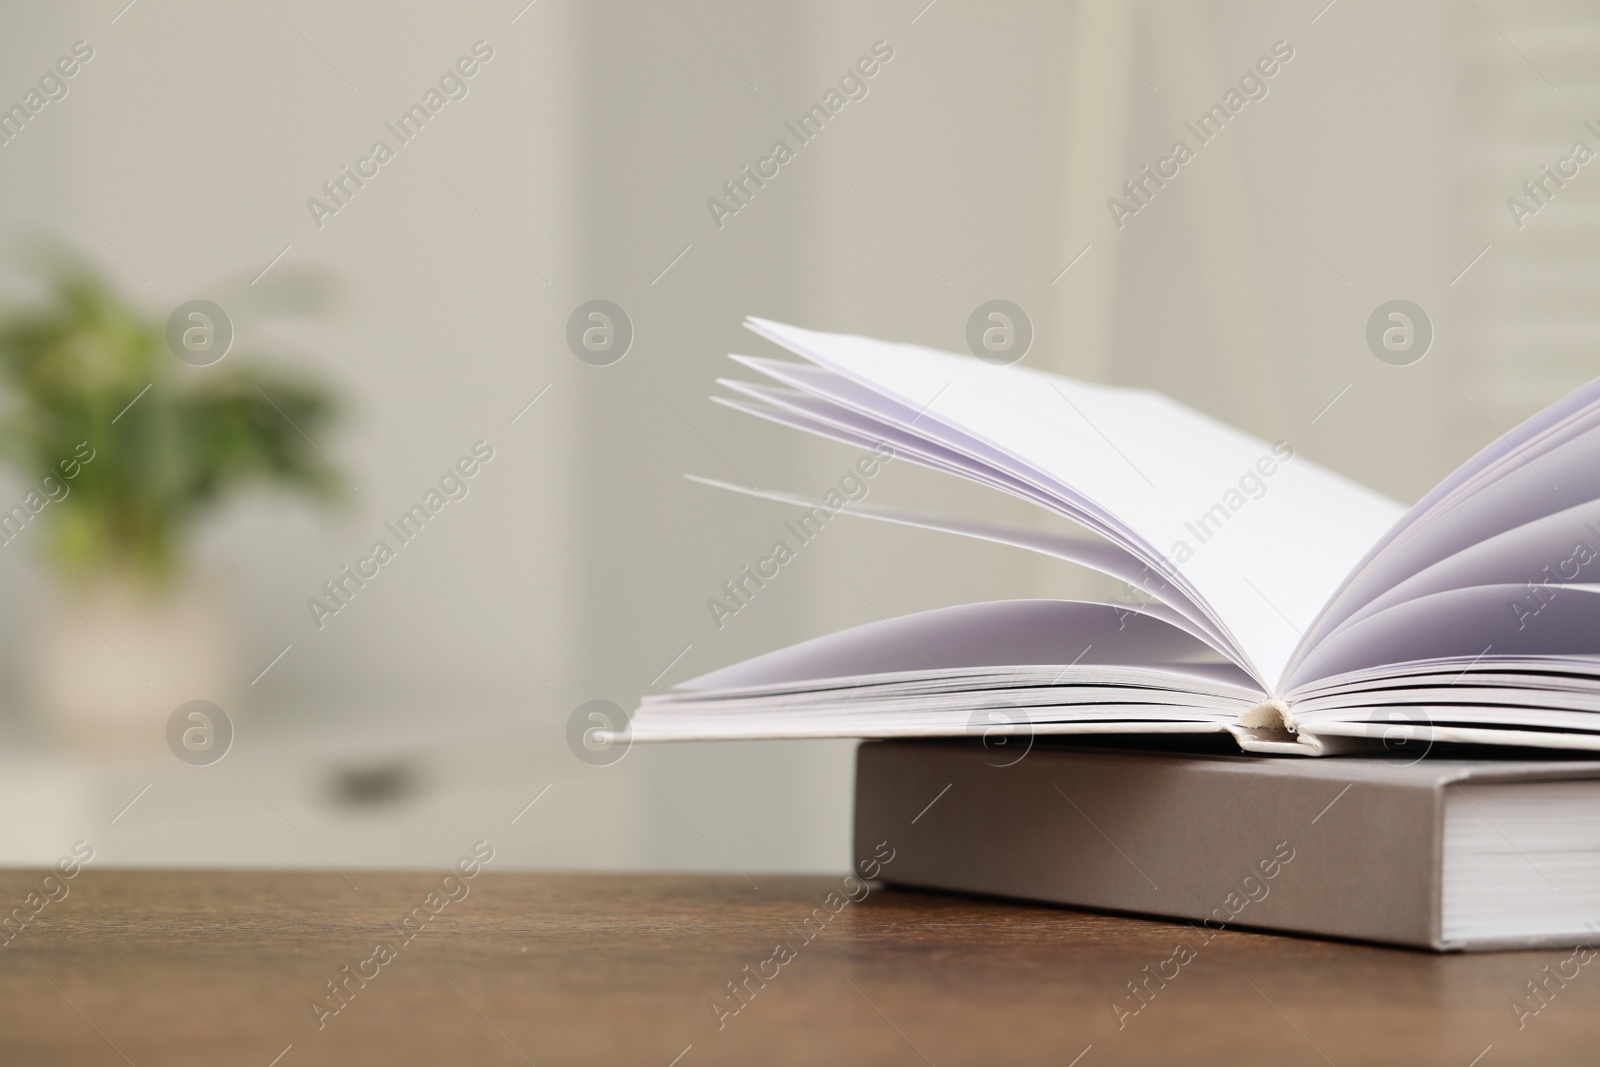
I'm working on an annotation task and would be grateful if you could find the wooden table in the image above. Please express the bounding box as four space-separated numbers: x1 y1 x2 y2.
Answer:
0 870 1592 1065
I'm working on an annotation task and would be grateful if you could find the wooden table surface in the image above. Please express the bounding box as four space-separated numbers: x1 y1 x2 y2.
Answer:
0 869 1593 1066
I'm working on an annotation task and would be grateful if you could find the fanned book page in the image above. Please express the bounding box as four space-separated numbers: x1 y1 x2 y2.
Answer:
632 319 1600 755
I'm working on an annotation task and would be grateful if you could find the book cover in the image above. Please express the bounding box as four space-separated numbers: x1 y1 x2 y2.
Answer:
853 739 1600 951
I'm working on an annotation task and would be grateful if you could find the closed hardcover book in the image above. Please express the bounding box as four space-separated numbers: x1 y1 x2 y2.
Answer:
852 740 1600 951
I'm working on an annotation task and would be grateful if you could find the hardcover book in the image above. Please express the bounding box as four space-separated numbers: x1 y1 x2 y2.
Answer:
634 319 1600 756
852 739 1600 951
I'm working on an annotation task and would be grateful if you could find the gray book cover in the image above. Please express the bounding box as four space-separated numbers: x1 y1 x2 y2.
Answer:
852 740 1600 951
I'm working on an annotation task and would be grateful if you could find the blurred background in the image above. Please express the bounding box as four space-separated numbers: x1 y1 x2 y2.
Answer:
0 0 1589 874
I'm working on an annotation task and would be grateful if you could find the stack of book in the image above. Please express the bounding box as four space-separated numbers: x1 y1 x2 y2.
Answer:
633 320 1600 950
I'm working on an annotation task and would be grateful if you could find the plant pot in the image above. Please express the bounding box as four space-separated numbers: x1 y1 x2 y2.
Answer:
37 574 235 752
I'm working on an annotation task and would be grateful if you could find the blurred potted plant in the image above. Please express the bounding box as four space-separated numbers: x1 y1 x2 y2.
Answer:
0 252 343 745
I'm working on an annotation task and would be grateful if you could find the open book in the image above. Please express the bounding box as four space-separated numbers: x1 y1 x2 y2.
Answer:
633 319 1600 755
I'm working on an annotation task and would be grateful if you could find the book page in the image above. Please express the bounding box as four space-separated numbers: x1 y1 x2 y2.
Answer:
744 319 1406 687
1309 498 1600 656
686 473 1231 652
716 361 1255 664
1286 395 1600 687
1298 584 1600 683
676 599 1249 691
